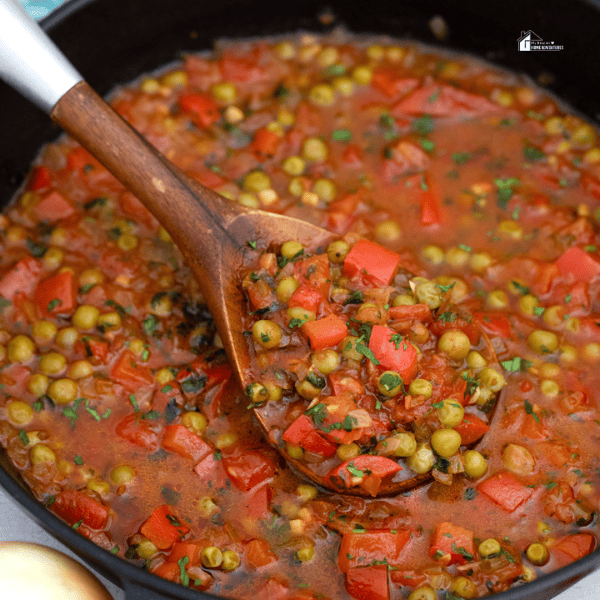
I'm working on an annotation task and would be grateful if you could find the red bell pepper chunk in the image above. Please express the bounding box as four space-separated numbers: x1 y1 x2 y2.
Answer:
388 303 432 322
28 166 52 190
368 325 418 383
110 350 154 391
420 189 442 227
245 539 277 569
115 414 159 450
34 191 75 221
151 561 180 582
429 522 474 565
34 270 77 317
339 529 412 572
472 311 512 338
223 450 276 492
282 414 337 457
477 470 533 512
294 254 331 296
343 239 401 286
345 566 389 600
370 69 419 98
556 246 600 282
161 424 212 462
327 456 401 490
288 283 325 313
251 127 281 158
454 414 490 445
0 256 42 301
179 93 220 128
52 490 110 530
140 505 190 550
167 541 204 565
302 314 348 350
552 533 595 563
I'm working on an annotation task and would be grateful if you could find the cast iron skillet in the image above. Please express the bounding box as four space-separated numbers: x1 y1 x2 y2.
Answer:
0 0 599 598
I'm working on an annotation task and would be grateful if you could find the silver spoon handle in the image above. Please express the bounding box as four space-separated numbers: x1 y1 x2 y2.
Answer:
0 0 82 113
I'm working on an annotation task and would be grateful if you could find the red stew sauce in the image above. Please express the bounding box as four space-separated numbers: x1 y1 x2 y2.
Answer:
1 35 599 600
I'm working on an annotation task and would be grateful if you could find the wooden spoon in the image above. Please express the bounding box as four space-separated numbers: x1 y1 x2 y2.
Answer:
0 0 497 498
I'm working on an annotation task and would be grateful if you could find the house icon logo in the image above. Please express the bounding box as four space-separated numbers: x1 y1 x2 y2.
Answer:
518 30 564 51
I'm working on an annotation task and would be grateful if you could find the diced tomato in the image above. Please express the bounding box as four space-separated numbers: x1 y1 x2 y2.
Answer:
327 456 401 493
77 337 109 363
118 192 157 230
392 84 498 117
552 533 596 564
288 283 325 313
343 239 401 286
556 246 600 282
339 529 412 572
28 165 52 190
368 325 418 383
429 522 474 565
370 69 419 98
246 279 275 311
140 505 190 550
472 311 512 338
193 452 227 488
66 146 99 172
302 314 348 350
342 144 363 168
110 350 154 391
33 191 75 221
454 414 490 445
151 561 180 583
477 471 533 512
254 578 290 600
294 254 331 296
389 570 427 587
329 373 365 398
179 93 220 128
241 483 271 519
223 450 276 492
161 424 212 462
115 414 159 450
282 415 337 457
52 490 110 530
420 188 442 227
345 566 389 600
34 270 77 317
167 541 204 565
581 171 600 201
245 539 277 569
0 256 42 301
251 128 281 159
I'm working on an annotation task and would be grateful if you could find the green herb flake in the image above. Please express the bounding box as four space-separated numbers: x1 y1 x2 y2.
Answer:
332 129 352 142
74 455 84 465
142 314 159 335
511 280 530 296
289 317 307 329
178 555 190 587
452 152 472 165
420 139 435 153
26 238 48 257
533 306 546 316
437 311 457 323
436 282 456 293
464 487 478 500
347 462 364 478
355 341 380 365
129 394 140 412
524 146 546 161
247 240 257 249
379 372 403 393
524 399 540 423
47 298 62 312
18 429 29 446
306 403 327 426
412 115 434 135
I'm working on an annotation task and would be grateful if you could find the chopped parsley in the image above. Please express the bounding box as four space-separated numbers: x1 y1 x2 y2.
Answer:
142 314 159 335
452 152 472 165
524 146 545 161
379 372 403 393
18 429 29 446
501 356 532 372
412 114 434 135
495 177 520 209
332 129 352 142
306 403 327 426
